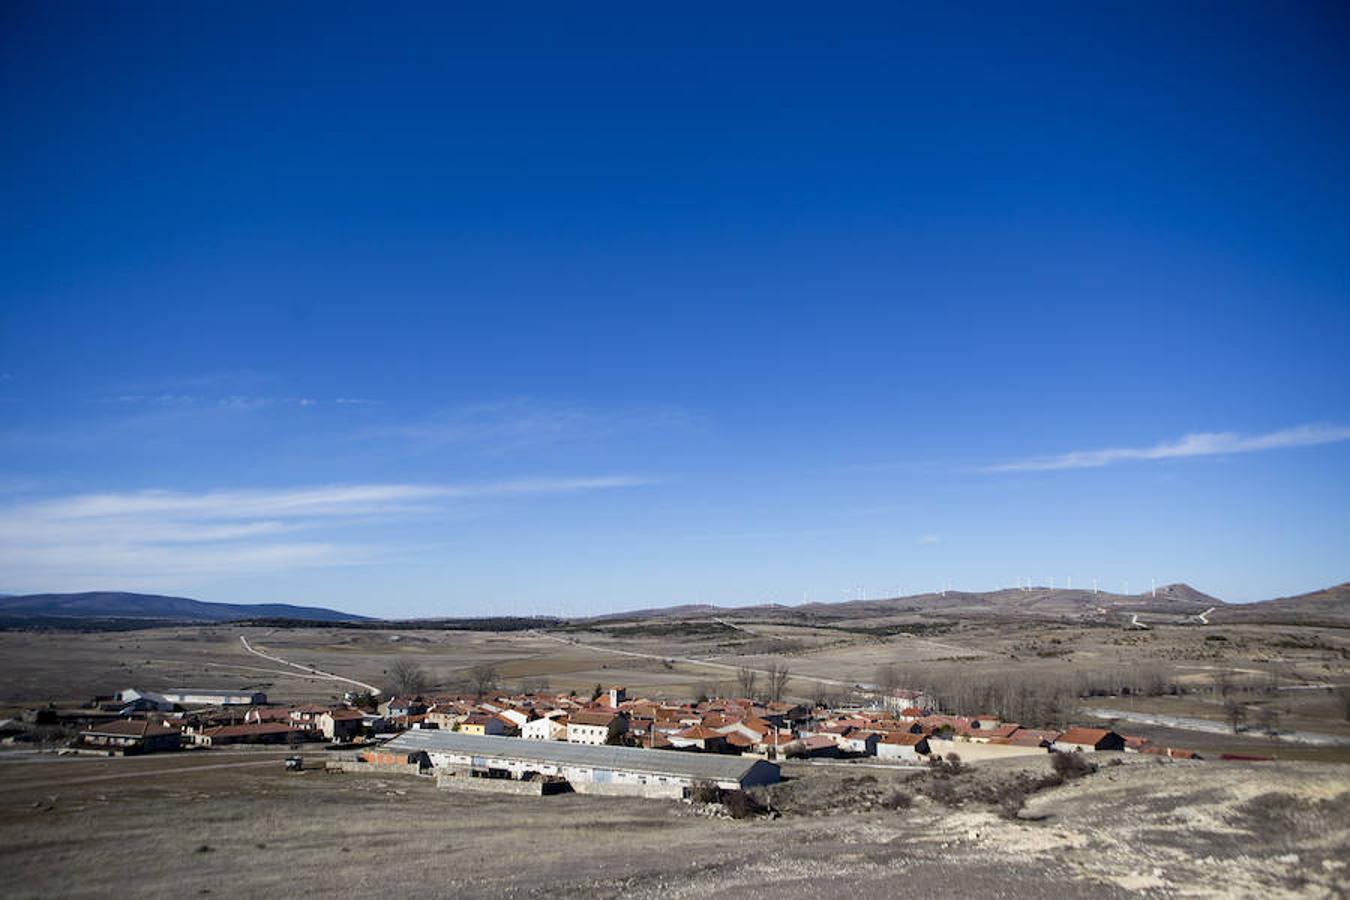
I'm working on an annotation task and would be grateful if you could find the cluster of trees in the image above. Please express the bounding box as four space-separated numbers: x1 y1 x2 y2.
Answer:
734 663 792 703
875 659 1330 734
385 660 501 698
880 664 1187 728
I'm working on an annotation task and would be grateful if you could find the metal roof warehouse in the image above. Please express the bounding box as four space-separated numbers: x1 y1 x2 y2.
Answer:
382 730 780 795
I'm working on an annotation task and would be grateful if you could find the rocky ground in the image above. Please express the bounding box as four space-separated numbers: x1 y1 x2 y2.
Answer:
0 750 1345 898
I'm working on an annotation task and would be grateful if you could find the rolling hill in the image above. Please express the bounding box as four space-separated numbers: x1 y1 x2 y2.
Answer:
0 591 370 623
1211 582 1350 624
595 583 1228 624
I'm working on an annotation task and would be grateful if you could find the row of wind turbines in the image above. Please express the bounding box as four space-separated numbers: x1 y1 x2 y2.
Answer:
831 577 1164 603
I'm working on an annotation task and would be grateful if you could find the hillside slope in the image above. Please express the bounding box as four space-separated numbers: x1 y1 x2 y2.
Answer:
590 583 1227 624
1213 583 1350 624
0 591 369 622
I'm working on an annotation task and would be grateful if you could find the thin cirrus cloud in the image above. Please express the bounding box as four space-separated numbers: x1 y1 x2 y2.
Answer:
0 477 648 588
987 424 1350 472
358 399 698 454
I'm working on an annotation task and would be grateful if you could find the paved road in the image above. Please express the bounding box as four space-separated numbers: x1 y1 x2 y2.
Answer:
239 635 382 696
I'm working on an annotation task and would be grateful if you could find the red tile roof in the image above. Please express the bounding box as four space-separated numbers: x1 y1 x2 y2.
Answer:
569 711 621 727
676 725 725 740
201 722 293 739
83 719 179 738
1057 727 1114 746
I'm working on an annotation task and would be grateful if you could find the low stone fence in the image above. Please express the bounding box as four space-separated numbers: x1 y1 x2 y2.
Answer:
435 772 569 796
926 738 1047 762
328 759 426 777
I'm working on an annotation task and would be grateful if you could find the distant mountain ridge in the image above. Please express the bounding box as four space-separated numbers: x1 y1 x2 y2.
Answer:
596 582 1231 623
0 591 369 623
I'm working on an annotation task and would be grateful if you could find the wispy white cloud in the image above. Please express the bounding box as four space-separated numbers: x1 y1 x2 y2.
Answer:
988 424 1350 472
0 477 649 589
359 398 698 454
919 533 941 545
103 393 319 411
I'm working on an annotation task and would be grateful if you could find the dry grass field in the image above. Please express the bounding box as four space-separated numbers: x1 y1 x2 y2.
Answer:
0 616 1347 897
2 613 1347 762
0 750 1345 898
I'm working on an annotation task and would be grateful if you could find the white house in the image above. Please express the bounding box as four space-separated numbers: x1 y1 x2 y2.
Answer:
567 711 626 745
877 732 930 762
838 731 879 756
522 715 568 741
497 708 531 729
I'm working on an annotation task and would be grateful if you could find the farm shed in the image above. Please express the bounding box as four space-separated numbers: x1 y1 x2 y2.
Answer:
80 719 181 754
381 731 779 799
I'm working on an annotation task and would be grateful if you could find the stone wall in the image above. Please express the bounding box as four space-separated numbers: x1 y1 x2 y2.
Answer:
328 759 426 777
926 738 1047 762
435 773 568 796
569 780 685 799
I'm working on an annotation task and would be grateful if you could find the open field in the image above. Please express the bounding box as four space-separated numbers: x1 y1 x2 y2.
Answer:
2 611 1347 759
0 749 1346 898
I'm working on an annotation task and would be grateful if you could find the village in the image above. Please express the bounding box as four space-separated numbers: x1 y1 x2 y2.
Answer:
2 677 1207 807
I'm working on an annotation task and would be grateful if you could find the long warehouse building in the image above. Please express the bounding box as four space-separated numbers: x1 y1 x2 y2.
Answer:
381 730 780 799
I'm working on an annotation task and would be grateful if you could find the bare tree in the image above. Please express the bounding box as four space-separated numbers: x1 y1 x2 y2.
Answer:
1224 700 1247 733
810 681 838 709
735 666 758 700
1255 705 1281 736
1337 685 1350 723
875 663 900 694
765 662 791 703
388 659 429 697
520 677 551 694
1213 668 1236 700
468 663 499 699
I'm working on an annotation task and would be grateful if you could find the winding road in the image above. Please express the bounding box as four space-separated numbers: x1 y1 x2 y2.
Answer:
238 635 382 696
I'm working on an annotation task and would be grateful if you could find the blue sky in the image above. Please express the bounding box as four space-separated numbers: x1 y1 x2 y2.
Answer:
1 3 1347 615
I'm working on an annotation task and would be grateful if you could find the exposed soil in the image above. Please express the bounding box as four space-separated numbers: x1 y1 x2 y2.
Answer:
0 750 1344 898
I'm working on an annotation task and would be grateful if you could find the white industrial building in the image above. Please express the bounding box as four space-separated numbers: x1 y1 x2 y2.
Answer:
381 730 780 799
114 687 267 708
